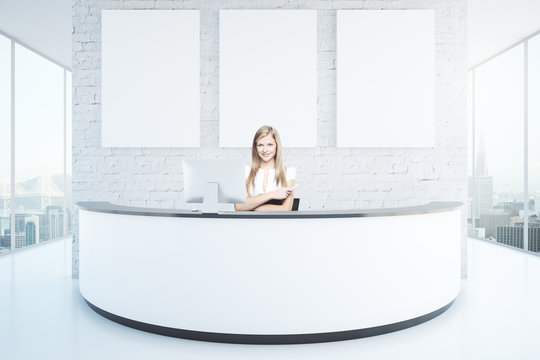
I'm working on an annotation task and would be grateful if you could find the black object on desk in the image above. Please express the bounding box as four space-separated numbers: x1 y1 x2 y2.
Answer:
264 198 300 211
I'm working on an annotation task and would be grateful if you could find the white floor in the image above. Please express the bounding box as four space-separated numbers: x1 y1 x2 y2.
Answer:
1 237 539 360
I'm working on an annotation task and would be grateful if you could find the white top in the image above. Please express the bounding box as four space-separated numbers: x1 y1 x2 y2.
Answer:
245 166 296 196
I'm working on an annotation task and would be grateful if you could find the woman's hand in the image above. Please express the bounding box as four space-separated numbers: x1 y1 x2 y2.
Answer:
271 187 293 200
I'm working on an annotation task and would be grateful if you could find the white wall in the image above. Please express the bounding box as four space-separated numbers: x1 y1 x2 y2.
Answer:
72 0 467 278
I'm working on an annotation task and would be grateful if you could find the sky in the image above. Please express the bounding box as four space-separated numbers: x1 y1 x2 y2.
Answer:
472 32 540 195
0 34 70 188
0 35 9 183
529 33 540 196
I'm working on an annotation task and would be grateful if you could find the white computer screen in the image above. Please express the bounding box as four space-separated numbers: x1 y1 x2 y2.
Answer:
183 160 246 203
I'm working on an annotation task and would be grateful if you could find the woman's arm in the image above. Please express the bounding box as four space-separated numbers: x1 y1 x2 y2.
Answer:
234 184 291 211
253 180 295 212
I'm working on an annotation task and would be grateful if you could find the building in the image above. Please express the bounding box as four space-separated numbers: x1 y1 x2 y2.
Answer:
468 134 493 217
478 212 515 239
495 199 535 217
497 225 524 249
24 214 40 246
39 213 49 241
46 205 64 240
14 214 26 249
497 222 540 252
0 231 10 252
468 176 494 216
25 221 36 246
530 223 540 253
38 205 65 242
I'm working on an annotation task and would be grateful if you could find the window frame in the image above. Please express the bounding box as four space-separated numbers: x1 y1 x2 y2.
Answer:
0 30 72 253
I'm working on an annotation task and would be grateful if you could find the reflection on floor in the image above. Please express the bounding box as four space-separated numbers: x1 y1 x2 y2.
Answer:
1 237 539 360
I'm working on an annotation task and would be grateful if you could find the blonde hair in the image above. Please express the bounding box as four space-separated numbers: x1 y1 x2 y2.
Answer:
247 126 287 195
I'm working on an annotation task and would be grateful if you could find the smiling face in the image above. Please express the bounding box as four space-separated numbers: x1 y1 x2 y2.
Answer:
256 134 277 165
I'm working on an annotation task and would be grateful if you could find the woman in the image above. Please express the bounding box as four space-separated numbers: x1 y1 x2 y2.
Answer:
234 126 295 211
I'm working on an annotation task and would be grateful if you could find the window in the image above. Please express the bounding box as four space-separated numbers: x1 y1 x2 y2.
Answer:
469 32 540 254
467 71 473 235
474 44 524 245
0 35 72 252
0 35 11 253
529 33 540 252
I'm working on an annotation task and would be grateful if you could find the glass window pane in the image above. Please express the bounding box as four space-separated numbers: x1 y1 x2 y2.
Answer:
467 71 474 236
529 34 540 252
66 71 72 235
0 35 11 253
474 44 525 248
14 44 64 246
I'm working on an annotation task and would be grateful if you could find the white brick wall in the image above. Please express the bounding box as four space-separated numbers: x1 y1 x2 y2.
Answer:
72 0 468 277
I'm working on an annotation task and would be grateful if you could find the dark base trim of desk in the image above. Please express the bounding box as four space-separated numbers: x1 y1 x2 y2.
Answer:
84 298 455 345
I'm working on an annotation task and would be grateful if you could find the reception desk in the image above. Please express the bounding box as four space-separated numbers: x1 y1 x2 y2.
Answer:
78 201 462 344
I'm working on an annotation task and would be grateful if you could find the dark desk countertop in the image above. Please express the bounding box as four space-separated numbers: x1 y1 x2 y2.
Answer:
77 201 463 219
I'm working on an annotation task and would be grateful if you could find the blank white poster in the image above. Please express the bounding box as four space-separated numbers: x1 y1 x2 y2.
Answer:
102 10 200 147
220 10 317 148
337 10 435 148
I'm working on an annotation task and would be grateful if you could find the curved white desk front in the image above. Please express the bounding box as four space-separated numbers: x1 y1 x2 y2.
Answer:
78 201 462 344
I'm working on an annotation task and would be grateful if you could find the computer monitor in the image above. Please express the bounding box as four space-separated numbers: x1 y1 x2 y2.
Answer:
183 160 246 213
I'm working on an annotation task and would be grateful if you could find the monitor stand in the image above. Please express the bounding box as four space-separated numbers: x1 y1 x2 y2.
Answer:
202 182 219 214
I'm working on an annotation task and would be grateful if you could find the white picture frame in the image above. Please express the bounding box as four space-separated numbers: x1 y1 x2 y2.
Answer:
337 10 435 148
102 10 200 147
219 10 317 148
